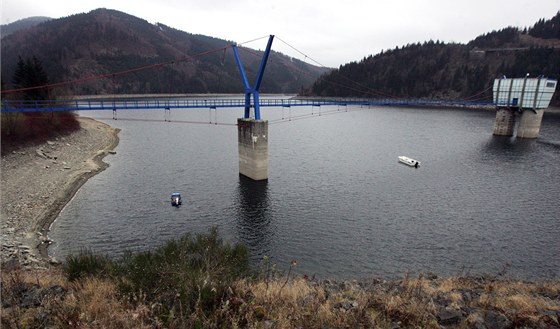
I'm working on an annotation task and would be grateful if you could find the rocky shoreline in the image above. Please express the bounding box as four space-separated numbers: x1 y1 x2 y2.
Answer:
1 117 119 269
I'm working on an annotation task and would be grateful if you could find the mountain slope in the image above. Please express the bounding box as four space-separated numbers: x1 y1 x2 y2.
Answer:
1 16 51 38
1 9 329 96
306 12 560 105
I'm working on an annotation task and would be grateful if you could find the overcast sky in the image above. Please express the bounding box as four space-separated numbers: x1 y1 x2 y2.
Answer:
1 0 559 67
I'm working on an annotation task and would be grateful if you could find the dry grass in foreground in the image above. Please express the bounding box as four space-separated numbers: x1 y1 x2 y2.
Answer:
2 230 559 328
233 274 560 329
3 268 559 328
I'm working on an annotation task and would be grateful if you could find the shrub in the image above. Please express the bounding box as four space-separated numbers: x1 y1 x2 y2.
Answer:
58 229 248 326
63 249 114 282
1 111 80 151
114 228 248 324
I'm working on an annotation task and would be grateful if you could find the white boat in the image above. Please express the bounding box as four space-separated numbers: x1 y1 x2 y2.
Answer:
398 156 420 168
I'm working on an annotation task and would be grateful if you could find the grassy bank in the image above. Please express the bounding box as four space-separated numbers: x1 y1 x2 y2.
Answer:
2 229 559 328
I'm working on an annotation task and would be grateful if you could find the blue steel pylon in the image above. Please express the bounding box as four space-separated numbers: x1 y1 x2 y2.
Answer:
232 35 274 120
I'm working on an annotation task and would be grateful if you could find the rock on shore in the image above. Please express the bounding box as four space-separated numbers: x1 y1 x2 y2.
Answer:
1 117 119 269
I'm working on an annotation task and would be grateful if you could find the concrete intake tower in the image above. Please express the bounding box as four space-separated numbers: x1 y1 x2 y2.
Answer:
492 76 557 138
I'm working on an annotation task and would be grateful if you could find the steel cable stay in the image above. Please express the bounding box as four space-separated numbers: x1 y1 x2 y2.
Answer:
275 36 326 68
298 55 308 87
275 35 499 103
238 40 382 98
1 33 497 112
260 38 396 98
80 116 237 126
460 84 494 102
238 43 388 100
85 103 377 127
88 108 274 126
276 36 398 99
1 49 226 95
0 35 269 96
267 104 372 125
237 35 271 47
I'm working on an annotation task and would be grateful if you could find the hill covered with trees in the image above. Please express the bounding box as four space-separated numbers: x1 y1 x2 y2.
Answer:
306 12 560 106
0 16 51 38
1 9 329 96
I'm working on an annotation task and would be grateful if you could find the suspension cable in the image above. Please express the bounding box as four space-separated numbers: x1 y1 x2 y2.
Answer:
276 36 398 99
1 44 235 94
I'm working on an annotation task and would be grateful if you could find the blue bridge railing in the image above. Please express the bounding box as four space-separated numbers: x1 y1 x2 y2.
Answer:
1 97 496 113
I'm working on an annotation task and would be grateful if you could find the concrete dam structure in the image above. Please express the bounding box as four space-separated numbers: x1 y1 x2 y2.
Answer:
492 76 557 138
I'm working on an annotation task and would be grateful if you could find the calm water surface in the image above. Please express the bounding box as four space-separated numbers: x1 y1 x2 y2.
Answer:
50 101 560 280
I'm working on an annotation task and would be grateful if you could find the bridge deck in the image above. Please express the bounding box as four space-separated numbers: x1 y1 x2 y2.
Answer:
1 98 496 113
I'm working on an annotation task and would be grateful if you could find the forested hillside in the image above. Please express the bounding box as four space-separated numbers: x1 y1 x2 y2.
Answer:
1 9 328 96
306 12 560 105
2 10 558 104
0 16 51 38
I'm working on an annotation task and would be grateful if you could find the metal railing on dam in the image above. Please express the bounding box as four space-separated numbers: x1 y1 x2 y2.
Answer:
1 97 496 113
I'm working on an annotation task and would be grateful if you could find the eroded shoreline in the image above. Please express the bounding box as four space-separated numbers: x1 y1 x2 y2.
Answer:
1 116 119 269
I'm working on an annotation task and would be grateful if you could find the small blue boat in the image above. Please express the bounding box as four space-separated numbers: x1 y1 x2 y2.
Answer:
171 192 182 207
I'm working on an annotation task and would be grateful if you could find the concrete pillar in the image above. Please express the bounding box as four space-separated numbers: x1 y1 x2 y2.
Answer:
493 108 516 136
238 118 268 181
517 109 544 139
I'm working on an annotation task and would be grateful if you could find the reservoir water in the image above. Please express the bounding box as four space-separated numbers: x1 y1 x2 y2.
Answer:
50 101 560 280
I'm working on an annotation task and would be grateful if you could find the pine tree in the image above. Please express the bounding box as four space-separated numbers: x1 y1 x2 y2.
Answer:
11 56 50 101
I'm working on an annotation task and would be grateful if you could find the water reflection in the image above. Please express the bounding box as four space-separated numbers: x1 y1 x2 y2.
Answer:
482 136 538 157
235 175 273 261
537 139 560 149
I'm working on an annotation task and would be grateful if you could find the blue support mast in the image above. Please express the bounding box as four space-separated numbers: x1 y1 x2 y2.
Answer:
232 35 274 120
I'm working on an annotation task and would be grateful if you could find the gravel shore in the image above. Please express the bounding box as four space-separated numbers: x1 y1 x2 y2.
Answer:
1 117 119 269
